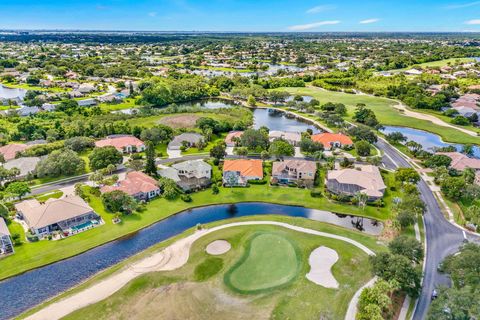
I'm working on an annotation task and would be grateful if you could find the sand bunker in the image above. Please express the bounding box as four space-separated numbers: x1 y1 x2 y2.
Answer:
305 246 339 288
206 240 231 255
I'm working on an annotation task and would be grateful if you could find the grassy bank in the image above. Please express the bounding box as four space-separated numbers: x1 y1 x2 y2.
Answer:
1 180 395 280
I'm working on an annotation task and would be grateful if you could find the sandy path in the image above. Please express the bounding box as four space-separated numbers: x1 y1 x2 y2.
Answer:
25 221 375 320
306 246 339 288
394 103 478 137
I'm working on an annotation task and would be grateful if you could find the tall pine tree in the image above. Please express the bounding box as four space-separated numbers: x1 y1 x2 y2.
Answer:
144 141 157 177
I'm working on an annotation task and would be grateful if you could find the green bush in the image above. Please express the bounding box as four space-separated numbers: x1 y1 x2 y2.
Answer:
181 194 192 202
248 179 267 185
310 189 323 198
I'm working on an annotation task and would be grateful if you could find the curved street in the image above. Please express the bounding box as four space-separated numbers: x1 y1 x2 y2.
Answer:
377 139 478 320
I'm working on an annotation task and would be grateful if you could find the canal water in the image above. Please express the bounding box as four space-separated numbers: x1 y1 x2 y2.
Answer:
381 126 480 158
0 202 381 319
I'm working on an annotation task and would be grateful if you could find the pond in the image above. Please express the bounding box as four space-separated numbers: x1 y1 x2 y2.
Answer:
253 108 322 133
0 84 27 100
173 99 323 133
381 126 480 158
0 202 381 319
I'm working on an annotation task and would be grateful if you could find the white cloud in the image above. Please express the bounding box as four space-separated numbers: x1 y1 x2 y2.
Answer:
288 20 340 31
360 18 380 24
444 1 480 9
148 11 158 17
465 19 480 24
306 5 336 14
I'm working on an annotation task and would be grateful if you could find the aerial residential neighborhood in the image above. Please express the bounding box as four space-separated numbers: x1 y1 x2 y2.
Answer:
0 2 479 320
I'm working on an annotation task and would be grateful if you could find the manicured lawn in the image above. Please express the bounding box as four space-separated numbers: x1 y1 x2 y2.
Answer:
34 190 64 202
225 233 300 293
127 112 248 129
277 87 480 145
56 221 376 320
0 177 394 280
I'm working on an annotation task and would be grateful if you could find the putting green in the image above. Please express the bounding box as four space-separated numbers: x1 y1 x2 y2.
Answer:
224 233 300 294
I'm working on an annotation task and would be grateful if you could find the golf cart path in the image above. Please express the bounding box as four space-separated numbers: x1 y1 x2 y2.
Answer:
25 220 375 320
393 102 478 136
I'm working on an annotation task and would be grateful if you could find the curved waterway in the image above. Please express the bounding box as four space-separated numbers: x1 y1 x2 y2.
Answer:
0 202 381 319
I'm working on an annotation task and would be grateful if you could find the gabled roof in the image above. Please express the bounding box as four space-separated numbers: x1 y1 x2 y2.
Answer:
311 133 353 149
101 171 159 196
95 135 145 150
15 196 94 229
223 159 263 178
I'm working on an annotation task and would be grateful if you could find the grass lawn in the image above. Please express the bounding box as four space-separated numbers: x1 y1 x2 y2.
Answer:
277 87 480 145
127 112 245 129
388 57 475 72
48 221 377 320
34 190 64 202
0 177 395 280
98 98 138 112
225 233 300 293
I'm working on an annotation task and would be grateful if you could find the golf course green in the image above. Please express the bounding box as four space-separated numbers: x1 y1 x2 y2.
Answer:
225 233 300 293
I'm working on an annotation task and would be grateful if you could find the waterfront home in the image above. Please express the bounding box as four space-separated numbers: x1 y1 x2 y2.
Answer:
225 131 244 147
268 131 302 146
271 159 316 187
101 171 160 201
0 218 14 255
15 196 98 237
0 144 29 161
326 165 386 200
159 160 212 192
3 157 41 179
168 133 204 150
311 133 353 150
223 159 263 187
95 135 146 153
436 152 480 171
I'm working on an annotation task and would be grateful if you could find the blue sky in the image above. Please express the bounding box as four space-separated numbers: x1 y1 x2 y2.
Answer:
1 0 480 32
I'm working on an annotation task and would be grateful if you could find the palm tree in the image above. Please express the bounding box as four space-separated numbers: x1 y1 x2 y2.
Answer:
354 192 368 210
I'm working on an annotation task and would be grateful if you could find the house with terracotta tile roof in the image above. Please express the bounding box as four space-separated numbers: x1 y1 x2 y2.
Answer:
436 152 480 171
101 171 160 201
95 135 145 153
15 196 98 237
0 144 29 161
225 131 244 147
311 133 353 150
326 165 386 200
271 159 317 187
223 159 263 187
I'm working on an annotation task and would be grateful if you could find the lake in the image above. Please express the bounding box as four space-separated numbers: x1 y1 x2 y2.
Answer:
0 84 27 100
381 126 480 158
0 202 381 319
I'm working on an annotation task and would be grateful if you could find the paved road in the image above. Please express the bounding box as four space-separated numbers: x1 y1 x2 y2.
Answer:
376 139 475 320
